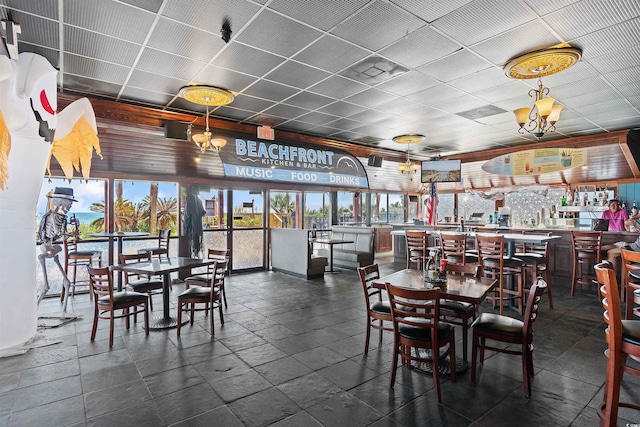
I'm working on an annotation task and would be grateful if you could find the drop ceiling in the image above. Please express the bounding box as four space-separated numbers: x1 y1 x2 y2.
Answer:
2 0 640 161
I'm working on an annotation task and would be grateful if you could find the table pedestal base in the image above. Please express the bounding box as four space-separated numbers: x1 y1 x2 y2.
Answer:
38 313 81 328
412 349 468 376
149 310 189 330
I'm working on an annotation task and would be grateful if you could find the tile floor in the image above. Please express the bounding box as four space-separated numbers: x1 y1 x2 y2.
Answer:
1 257 638 427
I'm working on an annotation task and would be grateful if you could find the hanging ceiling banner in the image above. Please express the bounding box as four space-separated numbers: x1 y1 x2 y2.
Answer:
481 147 585 176
217 135 369 188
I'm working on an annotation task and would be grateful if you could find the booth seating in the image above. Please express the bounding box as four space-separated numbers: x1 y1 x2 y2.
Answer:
317 226 375 269
270 229 328 279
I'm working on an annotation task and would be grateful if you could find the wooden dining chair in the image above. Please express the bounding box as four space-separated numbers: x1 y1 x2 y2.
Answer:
357 263 393 354
177 259 226 336
386 283 456 404
470 278 547 397
440 231 478 265
476 233 525 315
440 262 480 362
594 262 640 426
405 230 428 269
185 248 229 307
119 252 163 311
570 230 602 296
515 231 553 309
62 238 102 301
620 248 640 319
138 229 171 259
87 265 149 347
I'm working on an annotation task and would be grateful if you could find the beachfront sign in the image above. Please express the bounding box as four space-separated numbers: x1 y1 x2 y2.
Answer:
481 147 585 176
218 138 368 188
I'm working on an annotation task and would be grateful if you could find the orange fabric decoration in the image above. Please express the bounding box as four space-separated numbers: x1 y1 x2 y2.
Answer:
48 115 102 180
0 111 10 190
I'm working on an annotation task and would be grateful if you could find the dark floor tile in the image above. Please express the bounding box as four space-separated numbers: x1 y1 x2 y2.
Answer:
317 359 378 390
324 334 368 358
271 335 321 355
218 332 268 352
154 383 225 425
254 356 313 385
192 353 250 383
180 340 232 365
228 388 300 427
236 342 288 367
277 372 343 409
9 395 85 427
306 392 384 426
10 375 82 412
86 401 162 427
292 346 346 370
0 372 20 393
144 365 204 398
349 374 421 416
388 392 472 427
83 379 152 419
80 362 141 393
171 405 243 427
530 369 599 406
135 348 190 377
209 368 271 402
268 410 323 426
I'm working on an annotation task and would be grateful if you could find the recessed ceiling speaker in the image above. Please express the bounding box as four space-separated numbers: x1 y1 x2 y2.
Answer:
367 155 383 167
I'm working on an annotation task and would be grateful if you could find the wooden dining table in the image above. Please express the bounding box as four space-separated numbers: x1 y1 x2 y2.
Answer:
371 268 497 306
371 268 497 374
114 257 217 329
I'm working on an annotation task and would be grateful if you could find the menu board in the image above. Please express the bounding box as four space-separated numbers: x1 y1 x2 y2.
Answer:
482 147 585 176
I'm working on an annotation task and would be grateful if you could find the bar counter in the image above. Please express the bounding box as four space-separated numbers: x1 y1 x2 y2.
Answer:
390 224 639 280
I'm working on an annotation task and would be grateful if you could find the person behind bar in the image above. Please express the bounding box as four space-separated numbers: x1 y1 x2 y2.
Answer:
602 199 628 231
604 208 640 279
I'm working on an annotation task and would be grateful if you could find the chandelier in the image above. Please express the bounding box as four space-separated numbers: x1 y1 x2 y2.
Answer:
504 47 582 140
393 134 424 174
179 85 235 152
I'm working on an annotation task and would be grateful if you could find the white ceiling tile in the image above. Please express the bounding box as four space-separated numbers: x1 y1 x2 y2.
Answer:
417 50 492 82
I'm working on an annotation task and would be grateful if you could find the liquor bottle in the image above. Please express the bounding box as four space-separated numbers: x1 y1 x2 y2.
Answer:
561 195 567 207
566 189 573 205
632 201 638 217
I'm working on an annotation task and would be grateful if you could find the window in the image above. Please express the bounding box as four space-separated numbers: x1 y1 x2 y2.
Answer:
304 192 330 230
114 180 178 235
232 190 263 228
37 178 106 239
371 193 388 223
388 194 405 223
270 191 299 228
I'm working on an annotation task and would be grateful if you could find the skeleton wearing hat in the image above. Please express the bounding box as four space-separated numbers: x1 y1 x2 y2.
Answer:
36 187 79 315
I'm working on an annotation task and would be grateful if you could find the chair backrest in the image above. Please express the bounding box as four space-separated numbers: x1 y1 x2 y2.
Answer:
523 278 547 340
445 262 479 277
517 231 551 255
406 230 427 253
571 231 602 261
88 265 114 303
594 262 622 352
476 233 505 273
386 283 440 338
64 238 79 254
208 248 229 261
357 263 382 309
119 252 153 283
214 259 228 283
440 232 469 264
158 229 171 251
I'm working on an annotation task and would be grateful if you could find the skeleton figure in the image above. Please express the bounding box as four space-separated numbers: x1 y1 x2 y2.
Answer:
36 187 78 315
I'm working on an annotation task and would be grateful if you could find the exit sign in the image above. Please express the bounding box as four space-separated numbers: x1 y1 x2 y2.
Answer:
257 126 274 140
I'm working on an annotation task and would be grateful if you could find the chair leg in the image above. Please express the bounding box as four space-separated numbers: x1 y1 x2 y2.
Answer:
522 343 531 397
461 319 468 362
499 275 504 316
209 303 214 335
378 319 383 343
109 312 115 348
90 305 99 341
471 331 478 382
143 302 149 336
517 269 524 316
222 284 227 308
571 256 577 296
432 343 442 404
177 300 182 337
218 302 224 325
449 334 456 382
543 267 553 309
364 317 371 355
389 337 399 388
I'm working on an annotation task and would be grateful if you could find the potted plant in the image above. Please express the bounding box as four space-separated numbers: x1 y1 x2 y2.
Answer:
561 151 572 166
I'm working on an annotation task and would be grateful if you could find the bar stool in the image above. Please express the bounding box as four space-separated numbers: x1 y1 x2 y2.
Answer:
62 238 102 301
440 231 478 265
594 262 640 426
570 231 602 296
405 230 427 269
514 231 553 309
476 233 525 315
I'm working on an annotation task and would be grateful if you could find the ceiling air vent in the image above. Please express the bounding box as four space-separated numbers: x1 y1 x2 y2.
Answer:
456 105 507 120
340 56 409 85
